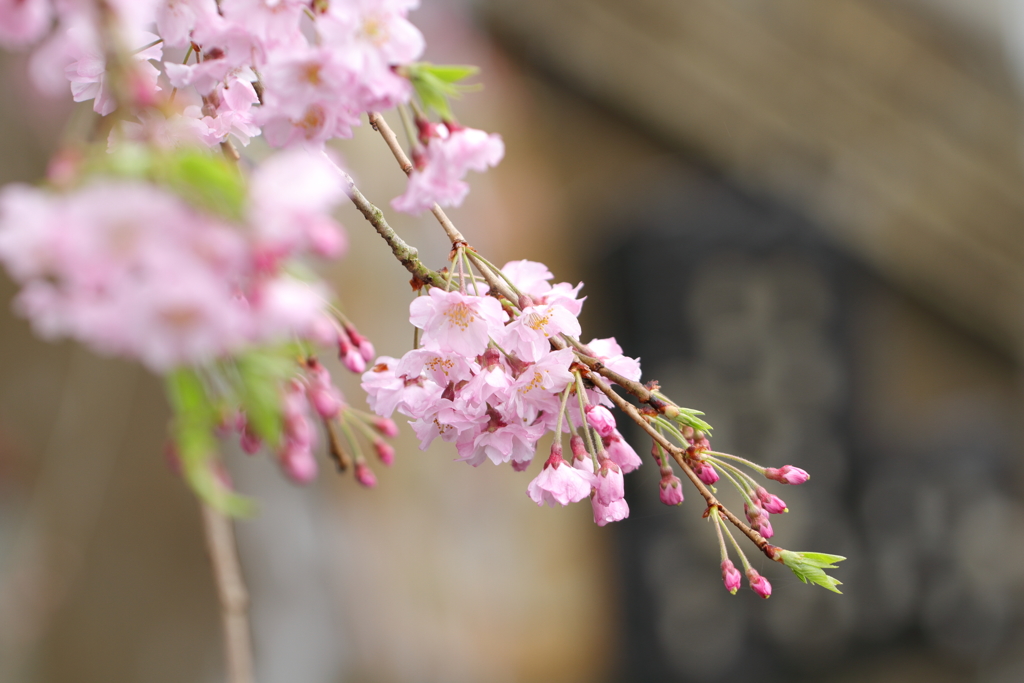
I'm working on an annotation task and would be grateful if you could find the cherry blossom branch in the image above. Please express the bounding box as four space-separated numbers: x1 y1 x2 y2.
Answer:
367 111 466 245
200 502 256 683
344 176 446 289
581 369 773 558
366 113 685 420
361 110 776 560
360 112 769 552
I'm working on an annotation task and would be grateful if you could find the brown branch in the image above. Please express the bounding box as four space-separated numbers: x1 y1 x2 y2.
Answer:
367 112 466 244
324 418 352 472
344 175 446 289
200 503 256 683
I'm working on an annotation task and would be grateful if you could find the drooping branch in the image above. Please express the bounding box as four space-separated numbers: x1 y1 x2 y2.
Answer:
200 503 256 683
361 108 778 561
344 174 446 289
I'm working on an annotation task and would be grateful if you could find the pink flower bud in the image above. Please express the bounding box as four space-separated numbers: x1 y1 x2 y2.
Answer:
746 568 772 598
585 405 616 438
357 339 375 362
693 461 719 486
755 486 788 514
354 462 378 488
373 439 395 467
659 473 684 506
721 560 742 594
570 435 588 460
345 324 375 362
342 347 367 374
744 501 774 538
764 465 810 485
240 428 262 455
511 458 531 472
373 417 399 438
280 441 318 484
338 329 367 372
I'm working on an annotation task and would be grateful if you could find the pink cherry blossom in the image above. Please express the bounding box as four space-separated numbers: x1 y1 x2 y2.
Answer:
499 302 581 362
248 148 348 260
593 458 625 506
602 430 643 473
409 288 507 358
526 445 594 507
0 0 52 48
360 357 409 417
592 496 629 527
156 0 220 48
317 0 422 107
391 125 504 214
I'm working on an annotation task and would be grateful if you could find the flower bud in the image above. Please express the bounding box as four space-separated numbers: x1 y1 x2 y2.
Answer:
755 486 788 514
693 461 719 486
345 324 376 362
585 405 616 438
569 435 588 461
764 465 810 485
280 441 318 484
239 428 262 455
721 560 741 594
373 439 395 467
354 461 378 488
746 568 772 598
373 417 399 438
659 473 684 506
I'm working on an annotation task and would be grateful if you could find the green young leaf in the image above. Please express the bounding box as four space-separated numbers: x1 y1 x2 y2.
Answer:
406 62 481 120
231 350 294 448
673 407 713 434
158 150 247 221
778 550 846 594
166 369 255 517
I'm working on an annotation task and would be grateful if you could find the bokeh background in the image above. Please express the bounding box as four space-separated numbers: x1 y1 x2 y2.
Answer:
3 1 1024 681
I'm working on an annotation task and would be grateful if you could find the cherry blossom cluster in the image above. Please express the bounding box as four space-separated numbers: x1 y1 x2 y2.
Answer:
3 0 503 215
361 259 651 525
0 149 345 371
0 0 847 597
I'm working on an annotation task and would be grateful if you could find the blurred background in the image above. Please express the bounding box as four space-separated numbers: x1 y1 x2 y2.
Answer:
3 0 1024 681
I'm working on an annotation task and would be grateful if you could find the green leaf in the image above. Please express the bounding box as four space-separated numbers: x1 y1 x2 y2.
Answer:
158 150 247 221
673 407 713 434
778 550 846 593
406 62 481 119
423 64 479 83
232 350 293 448
166 369 255 517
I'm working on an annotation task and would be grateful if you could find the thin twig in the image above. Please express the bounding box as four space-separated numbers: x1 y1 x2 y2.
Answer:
200 503 256 683
583 369 773 559
344 175 446 289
